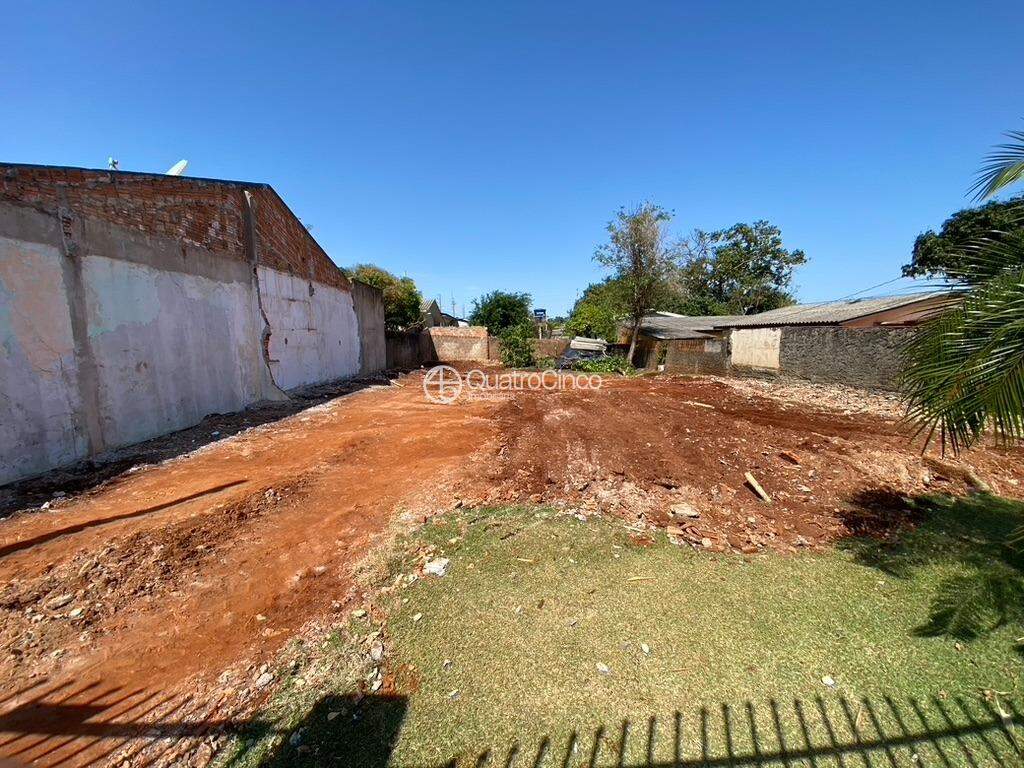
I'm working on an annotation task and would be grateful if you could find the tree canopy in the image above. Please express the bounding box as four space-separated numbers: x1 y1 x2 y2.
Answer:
468 290 532 334
902 196 1024 279
594 203 681 362
678 221 806 315
564 278 626 342
577 217 806 349
348 264 422 331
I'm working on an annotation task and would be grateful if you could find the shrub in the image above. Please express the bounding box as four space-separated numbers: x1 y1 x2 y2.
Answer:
566 355 636 375
499 323 536 368
348 264 422 331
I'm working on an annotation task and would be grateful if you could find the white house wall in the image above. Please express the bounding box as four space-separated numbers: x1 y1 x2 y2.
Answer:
730 328 782 369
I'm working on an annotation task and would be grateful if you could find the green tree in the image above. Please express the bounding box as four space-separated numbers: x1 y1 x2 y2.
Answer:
565 278 627 341
468 290 531 334
903 196 1024 279
348 264 422 331
498 322 536 368
678 221 806 315
594 203 682 363
902 125 1024 454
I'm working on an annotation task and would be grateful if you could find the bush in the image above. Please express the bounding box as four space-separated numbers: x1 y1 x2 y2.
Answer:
348 264 422 331
499 323 536 368
566 355 636 375
469 291 532 335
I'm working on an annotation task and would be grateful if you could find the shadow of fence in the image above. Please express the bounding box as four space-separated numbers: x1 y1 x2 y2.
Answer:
1 677 1020 767
0 676 279 768
456 696 1021 768
252 690 1021 768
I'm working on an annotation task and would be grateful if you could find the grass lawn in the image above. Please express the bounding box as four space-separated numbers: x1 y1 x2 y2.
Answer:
222 496 1024 767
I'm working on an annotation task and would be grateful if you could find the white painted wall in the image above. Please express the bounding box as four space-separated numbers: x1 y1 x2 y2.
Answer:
730 328 782 369
0 237 88 484
1 216 369 485
258 266 361 391
82 254 267 449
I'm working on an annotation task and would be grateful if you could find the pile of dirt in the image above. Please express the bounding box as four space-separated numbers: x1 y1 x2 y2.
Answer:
487 377 1024 553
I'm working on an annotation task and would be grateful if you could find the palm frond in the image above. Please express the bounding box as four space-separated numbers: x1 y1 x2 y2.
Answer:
900 236 1024 452
970 128 1024 201
917 566 1024 639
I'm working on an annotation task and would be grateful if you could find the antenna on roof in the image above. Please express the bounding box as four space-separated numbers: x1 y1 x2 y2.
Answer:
108 157 119 170
165 159 188 176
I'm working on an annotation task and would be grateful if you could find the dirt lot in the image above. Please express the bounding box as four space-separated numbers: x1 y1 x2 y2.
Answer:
1 371 1022 766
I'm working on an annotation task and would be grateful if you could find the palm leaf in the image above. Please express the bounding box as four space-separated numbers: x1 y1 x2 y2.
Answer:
900 234 1024 452
917 567 1024 639
970 128 1024 201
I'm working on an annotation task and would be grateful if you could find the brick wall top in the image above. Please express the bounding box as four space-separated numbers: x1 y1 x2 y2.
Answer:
0 163 350 293
427 326 488 338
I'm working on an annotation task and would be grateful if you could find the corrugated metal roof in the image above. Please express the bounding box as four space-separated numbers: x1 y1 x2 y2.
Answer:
711 292 952 328
639 315 747 340
569 336 608 351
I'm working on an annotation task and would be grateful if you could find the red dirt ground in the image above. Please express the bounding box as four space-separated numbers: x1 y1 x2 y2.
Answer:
1 372 1021 766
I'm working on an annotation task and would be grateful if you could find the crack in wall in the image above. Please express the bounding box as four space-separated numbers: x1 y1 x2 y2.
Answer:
242 190 289 402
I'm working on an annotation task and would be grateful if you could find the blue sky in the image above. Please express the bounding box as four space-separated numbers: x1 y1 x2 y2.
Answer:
3 1 1023 316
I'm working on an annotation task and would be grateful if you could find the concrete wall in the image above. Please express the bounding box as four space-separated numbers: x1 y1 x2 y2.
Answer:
386 329 567 369
258 266 361 390
534 338 569 359
85 253 269 450
0 228 88 483
386 332 430 369
0 164 384 485
352 280 386 375
730 328 781 370
779 326 912 390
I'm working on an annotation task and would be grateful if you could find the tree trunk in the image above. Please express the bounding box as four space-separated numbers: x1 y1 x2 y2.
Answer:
626 320 640 365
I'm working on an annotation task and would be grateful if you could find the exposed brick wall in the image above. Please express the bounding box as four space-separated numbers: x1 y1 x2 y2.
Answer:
426 326 489 362
251 188 350 292
1 165 248 257
534 338 569 358
0 164 350 293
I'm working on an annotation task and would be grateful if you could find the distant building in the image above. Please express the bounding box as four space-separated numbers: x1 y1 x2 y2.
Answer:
419 298 465 328
628 292 954 390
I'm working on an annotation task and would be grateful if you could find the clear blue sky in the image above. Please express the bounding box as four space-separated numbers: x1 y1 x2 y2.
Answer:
4 2 1023 316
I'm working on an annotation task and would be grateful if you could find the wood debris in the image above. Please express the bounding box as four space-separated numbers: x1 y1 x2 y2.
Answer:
744 472 772 503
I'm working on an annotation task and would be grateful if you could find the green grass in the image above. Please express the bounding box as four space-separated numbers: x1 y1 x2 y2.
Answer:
222 499 1024 767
